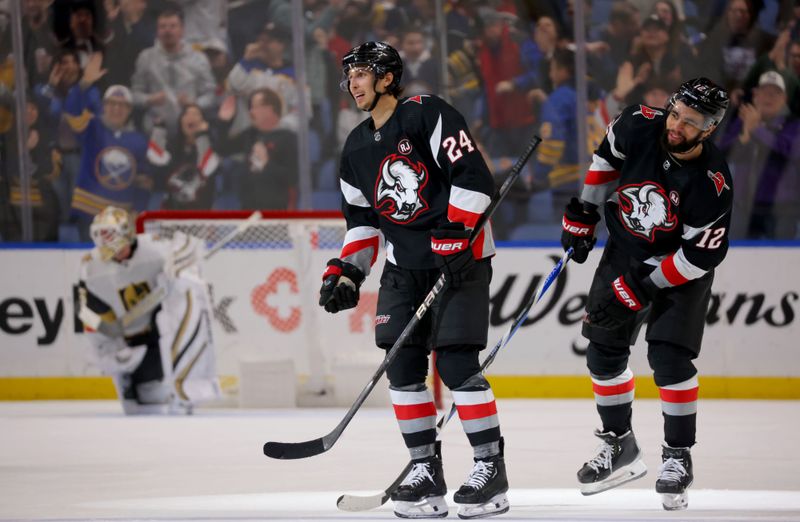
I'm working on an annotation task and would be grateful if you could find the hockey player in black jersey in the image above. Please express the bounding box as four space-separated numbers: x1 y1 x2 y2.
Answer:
560 78 732 511
318 41 509 519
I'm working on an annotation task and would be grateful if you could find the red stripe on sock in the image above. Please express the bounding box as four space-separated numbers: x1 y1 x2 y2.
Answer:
393 402 437 420
592 378 635 396
659 387 699 403
455 401 498 421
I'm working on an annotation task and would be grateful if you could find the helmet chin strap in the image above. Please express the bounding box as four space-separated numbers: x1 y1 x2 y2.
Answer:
365 77 384 112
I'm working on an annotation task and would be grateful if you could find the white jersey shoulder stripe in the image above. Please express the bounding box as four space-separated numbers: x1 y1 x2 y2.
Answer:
340 178 370 208
606 121 626 160
428 113 443 170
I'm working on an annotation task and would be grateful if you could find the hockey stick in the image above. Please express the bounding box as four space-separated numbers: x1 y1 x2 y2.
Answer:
263 135 542 460
81 211 263 336
336 247 573 511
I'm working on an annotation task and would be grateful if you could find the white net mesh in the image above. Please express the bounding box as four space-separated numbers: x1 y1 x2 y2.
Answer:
137 212 373 407
140 217 347 251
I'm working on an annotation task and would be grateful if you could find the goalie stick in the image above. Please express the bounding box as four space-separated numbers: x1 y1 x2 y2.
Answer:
336 247 573 511
81 211 263 336
263 136 542 461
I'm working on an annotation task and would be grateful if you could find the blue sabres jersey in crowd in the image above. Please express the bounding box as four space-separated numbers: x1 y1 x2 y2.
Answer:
535 84 607 189
64 85 151 217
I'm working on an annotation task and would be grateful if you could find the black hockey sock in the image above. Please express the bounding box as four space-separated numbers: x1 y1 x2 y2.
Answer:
598 403 633 436
663 412 696 448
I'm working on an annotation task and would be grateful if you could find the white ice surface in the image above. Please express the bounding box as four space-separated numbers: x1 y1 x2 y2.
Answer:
1 399 799 521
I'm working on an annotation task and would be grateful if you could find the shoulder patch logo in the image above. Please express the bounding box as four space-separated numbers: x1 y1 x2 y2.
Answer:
375 154 429 224
707 170 730 196
633 105 663 120
404 95 430 105
617 182 677 241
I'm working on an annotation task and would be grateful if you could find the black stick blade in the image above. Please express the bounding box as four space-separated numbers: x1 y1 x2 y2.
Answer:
263 438 326 459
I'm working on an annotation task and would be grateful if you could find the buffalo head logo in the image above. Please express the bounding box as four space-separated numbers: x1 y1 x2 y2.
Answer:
617 182 677 241
375 154 429 223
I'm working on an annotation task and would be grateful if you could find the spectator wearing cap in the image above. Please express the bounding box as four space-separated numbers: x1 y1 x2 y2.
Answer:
741 24 800 117
130 4 216 137
64 52 154 239
224 22 308 134
719 70 800 239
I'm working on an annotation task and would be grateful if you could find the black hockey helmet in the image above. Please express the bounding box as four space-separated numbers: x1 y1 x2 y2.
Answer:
668 77 729 129
340 41 403 95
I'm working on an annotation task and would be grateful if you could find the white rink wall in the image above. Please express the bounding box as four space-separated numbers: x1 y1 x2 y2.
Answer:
0 245 798 398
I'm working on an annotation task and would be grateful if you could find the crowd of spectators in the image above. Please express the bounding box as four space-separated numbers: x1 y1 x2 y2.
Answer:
0 0 798 242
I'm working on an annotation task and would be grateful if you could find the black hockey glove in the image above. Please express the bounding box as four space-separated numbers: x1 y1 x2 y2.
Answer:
318 258 365 314
431 222 475 284
561 197 601 264
587 272 657 329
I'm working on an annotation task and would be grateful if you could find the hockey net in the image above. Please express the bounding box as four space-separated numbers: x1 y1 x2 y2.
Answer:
136 210 442 408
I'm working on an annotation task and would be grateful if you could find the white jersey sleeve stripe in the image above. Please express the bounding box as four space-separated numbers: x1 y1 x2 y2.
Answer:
428 113 443 170
449 185 491 215
682 213 725 240
340 178 370 208
650 248 708 288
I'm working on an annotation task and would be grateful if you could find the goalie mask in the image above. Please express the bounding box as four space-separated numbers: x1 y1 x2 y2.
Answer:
90 206 135 261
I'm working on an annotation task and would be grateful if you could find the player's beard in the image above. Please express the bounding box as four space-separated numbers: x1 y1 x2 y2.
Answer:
660 126 703 154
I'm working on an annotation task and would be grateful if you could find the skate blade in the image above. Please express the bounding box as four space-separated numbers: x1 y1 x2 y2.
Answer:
457 492 510 519
580 458 647 496
393 496 449 519
661 492 688 511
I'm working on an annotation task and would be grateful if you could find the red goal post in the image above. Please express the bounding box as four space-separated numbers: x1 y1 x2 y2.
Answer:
136 210 443 409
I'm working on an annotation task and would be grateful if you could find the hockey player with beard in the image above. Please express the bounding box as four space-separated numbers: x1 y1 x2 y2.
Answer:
319 42 509 519
78 206 220 415
560 78 733 510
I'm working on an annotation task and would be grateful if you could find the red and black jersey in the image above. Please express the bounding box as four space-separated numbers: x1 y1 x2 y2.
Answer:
581 104 734 289
337 95 496 273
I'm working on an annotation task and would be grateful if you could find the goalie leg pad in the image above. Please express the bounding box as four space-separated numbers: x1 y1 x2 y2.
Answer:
456 492 510 519
156 276 220 405
393 496 449 519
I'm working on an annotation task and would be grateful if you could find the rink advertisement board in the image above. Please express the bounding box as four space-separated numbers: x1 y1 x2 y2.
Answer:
0 245 798 400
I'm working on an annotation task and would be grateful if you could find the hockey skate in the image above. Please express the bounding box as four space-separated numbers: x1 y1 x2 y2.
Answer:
577 429 647 495
391 448 448 519
453 441 509 519
656 444 693 511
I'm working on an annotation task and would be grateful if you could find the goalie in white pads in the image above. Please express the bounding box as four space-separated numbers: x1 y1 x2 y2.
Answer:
78 206 220 415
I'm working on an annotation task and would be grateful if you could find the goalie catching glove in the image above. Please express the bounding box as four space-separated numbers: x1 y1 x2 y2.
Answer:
587 272 657 329
319 258 365 314
431 222 476 284
561 197 600 264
